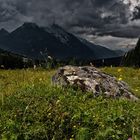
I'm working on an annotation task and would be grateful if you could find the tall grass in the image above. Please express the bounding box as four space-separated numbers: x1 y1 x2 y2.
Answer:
0 67 140 140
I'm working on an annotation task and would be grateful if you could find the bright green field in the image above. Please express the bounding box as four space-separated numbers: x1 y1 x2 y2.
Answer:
0 67 140 140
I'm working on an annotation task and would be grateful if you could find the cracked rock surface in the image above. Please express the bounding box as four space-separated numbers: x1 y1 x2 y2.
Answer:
52 66 139 101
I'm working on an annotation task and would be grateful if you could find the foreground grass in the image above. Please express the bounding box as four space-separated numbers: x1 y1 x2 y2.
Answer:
0 67 140 140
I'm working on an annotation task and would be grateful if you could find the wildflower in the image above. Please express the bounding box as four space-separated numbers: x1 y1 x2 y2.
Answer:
118 77 123 81
128 137 133 140
73 125 76 128
135 89 138 92
112 135 115 138
56 100 60 104
39 78 42 81
33 65 36 69
1 65 4 68
48 113 51 116
117 68 122 72
71 135 74 137
48 55 53 60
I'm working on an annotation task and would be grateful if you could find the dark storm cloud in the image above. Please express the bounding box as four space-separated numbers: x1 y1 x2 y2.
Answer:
93 25 140 38
133 6 140 20
0 0 140 38
0 0 17 22
0 0 129 26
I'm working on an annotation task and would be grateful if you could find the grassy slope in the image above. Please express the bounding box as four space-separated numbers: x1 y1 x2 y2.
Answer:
0 67 140 140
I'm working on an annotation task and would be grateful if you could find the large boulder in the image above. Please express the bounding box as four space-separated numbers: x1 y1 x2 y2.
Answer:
52 66 138 101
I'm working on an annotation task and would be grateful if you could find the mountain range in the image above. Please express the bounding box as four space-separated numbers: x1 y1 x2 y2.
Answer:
0 22 124 67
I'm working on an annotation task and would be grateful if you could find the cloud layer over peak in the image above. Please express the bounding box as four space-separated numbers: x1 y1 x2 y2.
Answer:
0 0 139 49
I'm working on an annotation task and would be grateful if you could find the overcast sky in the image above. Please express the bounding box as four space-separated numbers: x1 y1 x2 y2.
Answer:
0 0 140 50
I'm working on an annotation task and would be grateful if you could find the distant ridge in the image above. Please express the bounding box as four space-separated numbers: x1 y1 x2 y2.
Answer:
0 22 123 65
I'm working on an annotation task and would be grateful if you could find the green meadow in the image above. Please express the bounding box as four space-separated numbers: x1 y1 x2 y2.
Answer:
0 67 140 140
